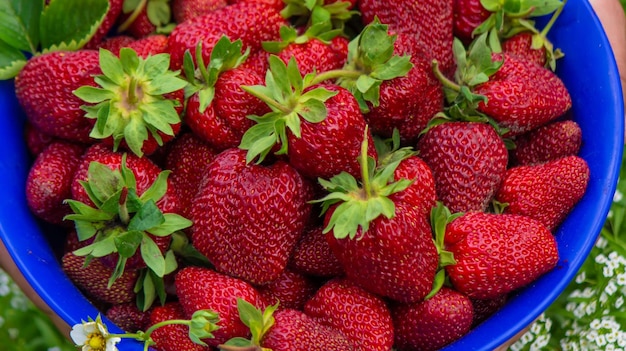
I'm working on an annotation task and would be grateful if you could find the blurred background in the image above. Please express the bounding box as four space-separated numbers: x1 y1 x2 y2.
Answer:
1 1 625 351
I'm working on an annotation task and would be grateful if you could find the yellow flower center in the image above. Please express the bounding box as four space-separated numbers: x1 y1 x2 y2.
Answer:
87 333 106 350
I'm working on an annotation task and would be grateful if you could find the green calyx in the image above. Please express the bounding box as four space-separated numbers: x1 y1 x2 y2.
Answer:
280 0 358 31
238 55 338 164
424 202 461 300
74 47 188 157
63 154 192 309
118 0 175 35
314 128 414 240
217 299 278 351
313 19 413 113
262 21 343 54
0 0 109 80
183 36 250 113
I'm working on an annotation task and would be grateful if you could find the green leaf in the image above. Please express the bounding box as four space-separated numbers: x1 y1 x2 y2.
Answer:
64 199 115 221
124 115 149 156
0 39 26 80
40 0 109 52
239 119 280 164
87 161 123 203
0 0 42 53
148 214 193 236
141 234 166 277
128 200 165 232
115 230 143 258
73 86 116 104
138 170 170 204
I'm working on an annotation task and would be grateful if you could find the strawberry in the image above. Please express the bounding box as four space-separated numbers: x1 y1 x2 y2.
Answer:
511 120 582 166
14 50 101 143
359 0 454 74
148 302 213 351
164 132 218 218
304 277 394 351
166 1 287 69
417 121 508 213
317 140 439 303
126 34 170 56
257 269 319 311
175 266 266 347
172 0 228 23
261 309 355 350
106 302 152 333
84 0 125 49
182 37 269 150
495 155 590 231
453 0 490 44
470 295 508 328
117 0 175 39
391 287 474 351
62 251 138 305
444 211 559 299
73 47 188 157
97 35 137 54
240 56 376 180
23 123 58 156
25 141 86 225
288 225 344 277
189 148 313 285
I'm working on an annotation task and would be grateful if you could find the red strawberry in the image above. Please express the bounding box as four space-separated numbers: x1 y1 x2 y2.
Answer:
319 144 439 303
166 1 287 69
25 141 86 225
288 225 344 277
14 50 101 143
190 148 313 285
164 132 218 218
511 119 582 166
117 0 174 38
24 123 58 156
470 295 508 328
502 32 550 67
183 37 270 150
304 277 394 351
359 0 454 74
172 0 228 23
453 0 490 44
445 212 559 299
417 121 508 213
261 308 355 351
257 269 319 311
106 302 151 333
175 266 265 347
84 0 125 49
126 34 170 56
97 35 136 54
391 287 474 351
495 155 590 231
62 251 137 305
148 302 212 351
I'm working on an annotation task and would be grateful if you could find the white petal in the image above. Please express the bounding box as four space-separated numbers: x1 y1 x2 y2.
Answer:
70 325 88 345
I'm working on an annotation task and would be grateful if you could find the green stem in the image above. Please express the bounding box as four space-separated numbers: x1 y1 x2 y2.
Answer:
240 86 292 114
117 0 148 33
431 60 461 92
128 77 139 106
310 69 363 85
119 187 130 225
359 127 372 198
540 0 567 37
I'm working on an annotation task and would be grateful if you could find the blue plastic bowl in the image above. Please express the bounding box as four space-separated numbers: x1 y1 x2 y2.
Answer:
0 0 623 350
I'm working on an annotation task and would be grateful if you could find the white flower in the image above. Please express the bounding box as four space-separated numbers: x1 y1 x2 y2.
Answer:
70 315 121 351
597 254 608 265
614 189 623 203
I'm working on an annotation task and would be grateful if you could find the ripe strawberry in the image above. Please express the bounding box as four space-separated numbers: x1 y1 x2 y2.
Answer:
84 0 125 49
148 302 212 351
511 120 582 166
117 0 174 38
182 37 270 150
24 123 57 156
359 0 454 74
470 295 508 327
172 0 228 23
288 225 344 277
175 266 266 347
391 287 474 351
257 269 319 311
14 50 101 143
190 148 313 285
106 302 151 333
318 142 439 303
62 251 138 305
445 212 559 299
453 0 490 44
304 277 394 351
97 35 136 54
495 155 590 231
417 121 508 213
164 132 218 218
126 34 170 56
166 1 287 69
25 141 86 225
260 308 355 351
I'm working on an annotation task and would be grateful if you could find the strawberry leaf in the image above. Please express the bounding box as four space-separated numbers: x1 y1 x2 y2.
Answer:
128 200 165 232
140 234 166 276
147 214 193 236
0 0 42 53
40 0 109 52
115 230 143 258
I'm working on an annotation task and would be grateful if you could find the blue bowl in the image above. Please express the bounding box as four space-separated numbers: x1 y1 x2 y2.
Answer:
0 0 623 350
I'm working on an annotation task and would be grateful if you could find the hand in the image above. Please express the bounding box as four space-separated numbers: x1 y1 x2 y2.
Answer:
0 240 71 337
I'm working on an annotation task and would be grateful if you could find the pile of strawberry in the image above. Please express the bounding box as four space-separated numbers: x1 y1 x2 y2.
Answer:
10 0 591 350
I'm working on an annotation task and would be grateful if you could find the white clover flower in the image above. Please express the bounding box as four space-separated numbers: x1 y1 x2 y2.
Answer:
614 189 623 203
70 315 121 351
576 271 587 284
597 236 609 249
604 265 615 278
606 281 619 295
597 254 609 265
